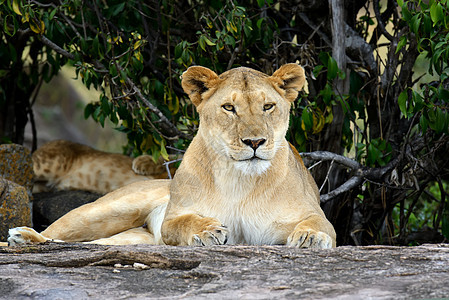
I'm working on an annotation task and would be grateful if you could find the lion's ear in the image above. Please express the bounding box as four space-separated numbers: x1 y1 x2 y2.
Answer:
269 64 306 102
181 66 220 107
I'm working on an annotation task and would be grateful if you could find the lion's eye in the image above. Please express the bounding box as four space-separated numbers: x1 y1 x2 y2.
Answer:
263 103 275 111
222 104 235 112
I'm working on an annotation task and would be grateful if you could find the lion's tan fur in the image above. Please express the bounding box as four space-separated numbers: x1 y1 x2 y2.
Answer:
32 140 170 194
7 64 336 249
161 64 335 247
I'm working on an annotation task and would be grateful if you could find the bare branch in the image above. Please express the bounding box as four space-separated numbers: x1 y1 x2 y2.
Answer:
163 158 183 179
373 0 395 41
39 36 75 60
125 75 191 140
301 151 361 170
345 24 377 72
301 150 403 204
297 13 331 47
320 176 364 203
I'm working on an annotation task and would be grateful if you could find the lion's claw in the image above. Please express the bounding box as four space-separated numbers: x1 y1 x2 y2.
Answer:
190 225 228 246
287 229 333 249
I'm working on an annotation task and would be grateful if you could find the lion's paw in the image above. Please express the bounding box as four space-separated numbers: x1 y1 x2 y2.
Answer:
190 224 228 246
7 227 49 246
287 229 333 249
132 155 163 176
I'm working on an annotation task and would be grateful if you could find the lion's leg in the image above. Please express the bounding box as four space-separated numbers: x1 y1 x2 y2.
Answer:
40 180 170 242
8 180 170 245
85 227 156 245
286 214 336 249
161 214 228 246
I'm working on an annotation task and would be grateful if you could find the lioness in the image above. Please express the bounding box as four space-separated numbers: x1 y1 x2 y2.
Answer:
8 64 336 248
32 139 172 194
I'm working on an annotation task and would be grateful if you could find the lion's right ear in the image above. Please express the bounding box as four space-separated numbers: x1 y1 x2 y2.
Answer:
181 66 220 107
269 64 306 103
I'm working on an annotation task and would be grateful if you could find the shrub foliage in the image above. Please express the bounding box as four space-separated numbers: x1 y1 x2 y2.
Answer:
1 0 448 245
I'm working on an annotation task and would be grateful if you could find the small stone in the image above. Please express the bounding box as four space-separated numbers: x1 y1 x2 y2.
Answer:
133 262 149 270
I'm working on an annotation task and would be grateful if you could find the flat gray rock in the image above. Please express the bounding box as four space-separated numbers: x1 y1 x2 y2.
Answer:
0 243 448 299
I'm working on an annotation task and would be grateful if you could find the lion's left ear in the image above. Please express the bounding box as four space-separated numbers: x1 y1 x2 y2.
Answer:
269 64 306 102
181 66 220 107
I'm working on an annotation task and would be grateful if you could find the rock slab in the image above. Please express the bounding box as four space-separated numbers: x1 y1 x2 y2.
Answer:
0 243 448 299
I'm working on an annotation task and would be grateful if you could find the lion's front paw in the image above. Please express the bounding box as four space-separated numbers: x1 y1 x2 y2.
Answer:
190 224 228 246
287 229 333 249
7 227 49 246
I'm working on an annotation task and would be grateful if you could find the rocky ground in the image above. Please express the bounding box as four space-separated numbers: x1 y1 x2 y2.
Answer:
1 242 448 299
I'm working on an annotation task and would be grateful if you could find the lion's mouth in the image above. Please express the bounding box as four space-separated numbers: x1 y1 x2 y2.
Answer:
231 154 266 162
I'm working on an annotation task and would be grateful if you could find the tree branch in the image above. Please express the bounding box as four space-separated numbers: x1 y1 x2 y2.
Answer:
320 175 364 203
301 151 361 170
373 0 395 42
39 35 75 60
301 151 402 204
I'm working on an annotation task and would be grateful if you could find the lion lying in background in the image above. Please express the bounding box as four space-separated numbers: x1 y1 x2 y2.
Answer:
32 139 172 194
8 63 336 248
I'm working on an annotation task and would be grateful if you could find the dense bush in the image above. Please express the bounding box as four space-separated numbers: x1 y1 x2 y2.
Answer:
1 0 448 245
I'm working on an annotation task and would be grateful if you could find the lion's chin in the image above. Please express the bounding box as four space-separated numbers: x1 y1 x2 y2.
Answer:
233 158 271 176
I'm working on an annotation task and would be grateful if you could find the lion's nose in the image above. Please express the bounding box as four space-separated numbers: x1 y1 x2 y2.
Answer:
242 138 266 150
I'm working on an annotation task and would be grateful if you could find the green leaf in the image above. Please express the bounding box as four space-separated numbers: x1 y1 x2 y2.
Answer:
433 108 446 133
327 56 338 80
160 139 169 160
301 109 313 131
12 0 22 16
198 35 206 51
312 65 324 78
318 52 330 66
84 103 95 119
174 43 182 58
243 24 252 37
256 0 265 8
412 91 424 112
419 114 428 132
120 69 128 81
224 35 236 47
438 86 449 102
320 83 333 105
398 90 408 117
4 15 17 36
111 3 126 16
430 3 445 24
401 5 412 22
204 37 216 46
49 8 57 20
367 143 380 166
99 114 105 127
181 49 189 64
396 35 407 53
410 14 421 35
101 95 111 115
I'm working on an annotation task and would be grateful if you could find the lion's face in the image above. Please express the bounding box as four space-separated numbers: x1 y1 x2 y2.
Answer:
182 64 306 175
